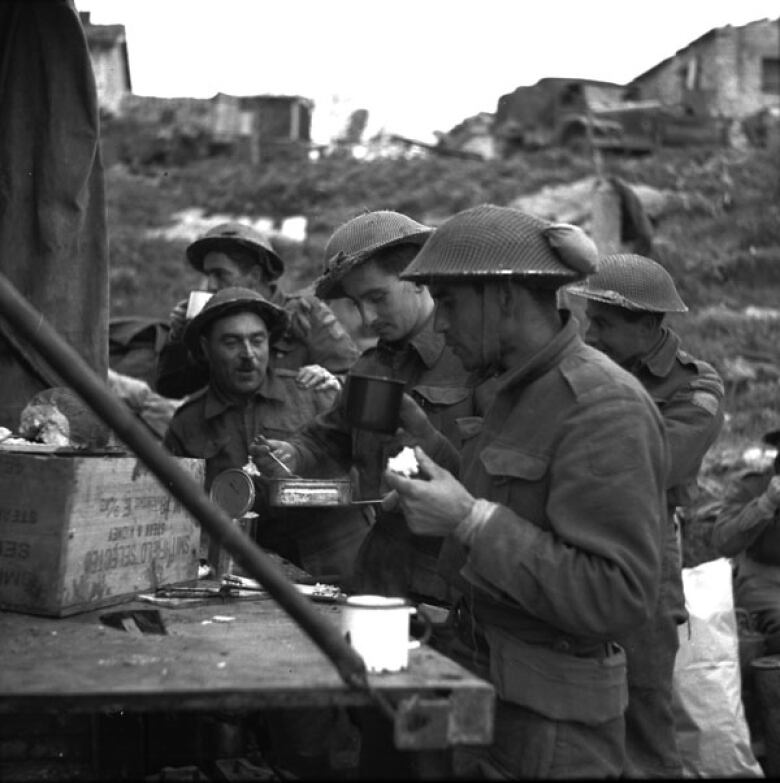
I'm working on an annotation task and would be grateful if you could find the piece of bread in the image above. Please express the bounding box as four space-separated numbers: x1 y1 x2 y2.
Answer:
387 446 420 477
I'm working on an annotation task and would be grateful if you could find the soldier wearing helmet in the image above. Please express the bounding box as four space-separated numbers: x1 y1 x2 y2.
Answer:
155 222 359 399
382 205 669 778
567 253 724 778
713 429 780 654
162 287 367 582
251 210 495 608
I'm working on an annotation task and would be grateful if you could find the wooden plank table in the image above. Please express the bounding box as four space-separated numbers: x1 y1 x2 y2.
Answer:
0 590 494 753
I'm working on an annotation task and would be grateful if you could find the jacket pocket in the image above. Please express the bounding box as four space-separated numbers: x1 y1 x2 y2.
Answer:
480 444 548 483
412 384 470 410
485 626 628 725
455 416 483 442
479 444 549 518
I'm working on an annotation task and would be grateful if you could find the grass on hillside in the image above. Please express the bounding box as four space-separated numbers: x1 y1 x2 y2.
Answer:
105 146 780 450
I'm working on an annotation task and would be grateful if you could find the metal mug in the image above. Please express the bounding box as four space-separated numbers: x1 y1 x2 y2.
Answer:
344 374 405 434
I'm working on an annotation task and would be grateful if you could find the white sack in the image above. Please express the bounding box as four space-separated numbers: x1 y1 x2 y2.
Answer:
672 557 763 778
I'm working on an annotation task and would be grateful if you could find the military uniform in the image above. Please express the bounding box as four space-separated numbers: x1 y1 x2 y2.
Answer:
288 314 493 603
163 368 368 579
617 326 724 777
713 467 780 649
155 286 359 399
436 315 668 778
569 253 726 778
393 208 669 778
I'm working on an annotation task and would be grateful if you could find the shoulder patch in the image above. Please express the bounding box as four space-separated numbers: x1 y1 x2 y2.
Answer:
691 390 720 416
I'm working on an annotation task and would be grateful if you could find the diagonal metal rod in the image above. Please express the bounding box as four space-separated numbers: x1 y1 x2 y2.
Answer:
0 271 373 694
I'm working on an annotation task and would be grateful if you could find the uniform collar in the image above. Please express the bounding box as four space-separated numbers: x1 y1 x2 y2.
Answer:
377 312 444 369
203 369 286 419
635 328 679 378
497 310 579 393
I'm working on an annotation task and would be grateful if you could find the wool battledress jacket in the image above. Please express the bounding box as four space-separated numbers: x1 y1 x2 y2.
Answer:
439 316 668 722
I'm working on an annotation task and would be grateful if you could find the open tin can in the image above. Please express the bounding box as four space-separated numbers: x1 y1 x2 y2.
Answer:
267 477 353 507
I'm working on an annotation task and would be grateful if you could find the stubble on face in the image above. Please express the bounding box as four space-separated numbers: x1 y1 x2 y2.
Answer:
203 312 269 398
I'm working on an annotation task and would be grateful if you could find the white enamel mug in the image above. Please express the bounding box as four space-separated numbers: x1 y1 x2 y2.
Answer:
186 290 213 319
341 594 432 673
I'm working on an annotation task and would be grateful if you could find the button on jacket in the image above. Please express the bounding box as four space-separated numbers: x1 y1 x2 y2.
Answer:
439 316 668 719
156 288 359 399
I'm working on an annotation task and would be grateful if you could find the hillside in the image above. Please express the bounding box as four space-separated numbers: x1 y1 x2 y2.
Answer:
105 146 780 449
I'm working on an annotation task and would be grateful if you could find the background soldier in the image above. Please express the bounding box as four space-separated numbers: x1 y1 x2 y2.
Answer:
568 253 725 778
156 222 359 398
713 429 780 653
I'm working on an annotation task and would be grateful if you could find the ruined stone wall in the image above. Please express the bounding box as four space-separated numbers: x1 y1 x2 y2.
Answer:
714 20 780 116
632 19 780 118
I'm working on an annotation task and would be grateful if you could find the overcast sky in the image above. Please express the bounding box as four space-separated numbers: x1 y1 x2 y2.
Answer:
81 0 780 142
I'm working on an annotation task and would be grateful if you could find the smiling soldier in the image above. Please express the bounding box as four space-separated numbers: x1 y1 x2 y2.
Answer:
162 287 367 582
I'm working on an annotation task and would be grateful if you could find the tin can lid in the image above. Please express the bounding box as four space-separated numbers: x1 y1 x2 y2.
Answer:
210 468 256 519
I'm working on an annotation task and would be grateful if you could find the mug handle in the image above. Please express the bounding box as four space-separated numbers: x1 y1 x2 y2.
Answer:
408 606 433 650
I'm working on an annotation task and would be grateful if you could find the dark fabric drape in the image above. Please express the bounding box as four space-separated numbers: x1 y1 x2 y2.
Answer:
0 0 108 429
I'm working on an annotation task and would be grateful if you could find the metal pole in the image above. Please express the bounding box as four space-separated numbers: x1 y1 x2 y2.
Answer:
0 271 369 691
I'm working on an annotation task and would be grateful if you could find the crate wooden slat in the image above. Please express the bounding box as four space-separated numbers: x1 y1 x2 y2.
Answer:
0 453 204 616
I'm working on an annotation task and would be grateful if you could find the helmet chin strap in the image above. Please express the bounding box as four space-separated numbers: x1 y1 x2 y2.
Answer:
479 282 503 375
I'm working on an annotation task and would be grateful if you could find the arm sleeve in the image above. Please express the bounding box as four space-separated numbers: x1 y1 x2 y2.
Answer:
660 370 724 493
289 296 360 373
711 474 774 556
462 394 667 638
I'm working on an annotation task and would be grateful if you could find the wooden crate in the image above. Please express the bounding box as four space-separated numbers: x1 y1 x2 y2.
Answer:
0 453 204 616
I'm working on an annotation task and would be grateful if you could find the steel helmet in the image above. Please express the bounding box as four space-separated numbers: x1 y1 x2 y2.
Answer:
567 253 687 313
401 204 598 285
314 210 433 299
186 222 285 281
183 287 288 355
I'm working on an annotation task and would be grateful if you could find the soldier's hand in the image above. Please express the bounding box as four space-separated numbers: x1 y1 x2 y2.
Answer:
396 393 438 449
764 475 780 508
249 435 299 477
168 299 189 342
295 364 340 392
384 447 475 536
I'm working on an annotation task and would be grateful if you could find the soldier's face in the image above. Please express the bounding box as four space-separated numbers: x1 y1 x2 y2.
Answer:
202 312 269 397
201 251 265 294
341 261 427 343
584 302 647 365
431 282 484 371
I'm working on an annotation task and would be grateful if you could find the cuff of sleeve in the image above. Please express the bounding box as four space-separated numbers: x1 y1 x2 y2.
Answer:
757 493 778 518
455 499 499 548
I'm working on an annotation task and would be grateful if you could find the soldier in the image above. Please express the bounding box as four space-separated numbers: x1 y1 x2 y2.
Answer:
567 253 725 778
251 209 494 606
156 222 359 398
163 287 367 582
385 205 668 778
713 429 780 653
